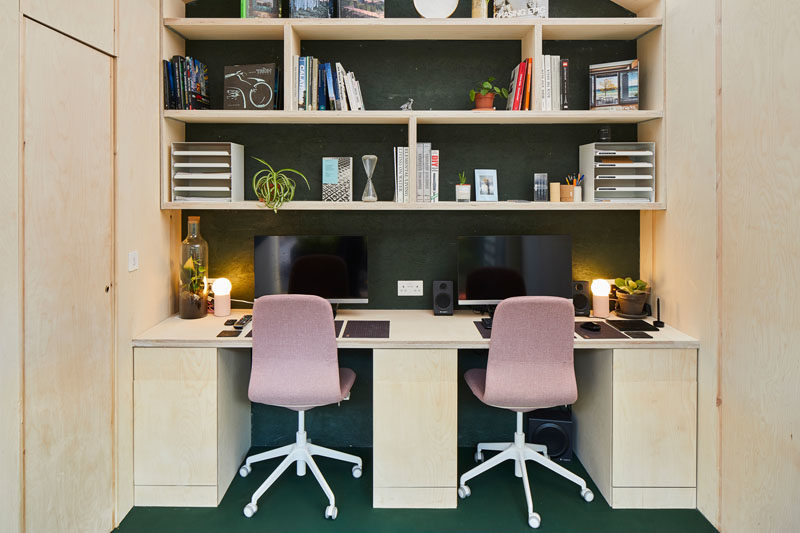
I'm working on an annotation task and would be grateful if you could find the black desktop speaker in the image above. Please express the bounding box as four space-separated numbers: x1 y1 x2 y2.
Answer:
572 281 591 317
432 281 453 316
527 408 574 462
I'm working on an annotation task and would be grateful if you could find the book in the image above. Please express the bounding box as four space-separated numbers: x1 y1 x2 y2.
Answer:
544 55 552 111
241 0 280 18
322 157 353 202
416 143 424 202
318 63 326 110
506 63 521 111
344 72 359 111
551 55 560 111
422 143 432 203
402 146 408 202
512 60 527 110
590 59 639 110
494 0 548 18
335 63 350 111
311 57 319 110
560 58 569 110
339 0 384 18
163 60 171 109
298 57 306 110
223 63 277 110
393 147 398 201
430 150 440 202
523 58 533 111
290 0 333 18
325 63 336 110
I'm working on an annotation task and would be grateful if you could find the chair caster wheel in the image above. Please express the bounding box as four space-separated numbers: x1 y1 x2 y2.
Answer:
324 505 338 520
457 485 471 499
243 503 257 518
239 464 252 478
581 488 594 502
352 465 362 478
528 512 541 529
474 451 484 463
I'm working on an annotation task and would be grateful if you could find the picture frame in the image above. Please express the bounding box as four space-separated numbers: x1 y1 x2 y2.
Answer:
241 0 280 18
474 169 499 202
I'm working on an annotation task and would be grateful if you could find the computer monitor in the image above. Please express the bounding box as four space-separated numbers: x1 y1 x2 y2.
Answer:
254 235 368 304
457 235 572 305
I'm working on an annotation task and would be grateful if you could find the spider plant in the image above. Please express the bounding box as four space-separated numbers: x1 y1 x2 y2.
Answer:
251 156 310 213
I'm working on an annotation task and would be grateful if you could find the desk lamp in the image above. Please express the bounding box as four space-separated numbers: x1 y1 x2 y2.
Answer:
212 278 232 317
591 279 611 318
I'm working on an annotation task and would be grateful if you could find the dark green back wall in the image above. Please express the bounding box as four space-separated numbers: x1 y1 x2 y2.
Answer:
181 0 641 447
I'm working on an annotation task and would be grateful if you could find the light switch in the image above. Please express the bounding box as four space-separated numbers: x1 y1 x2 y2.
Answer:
128 251 139 272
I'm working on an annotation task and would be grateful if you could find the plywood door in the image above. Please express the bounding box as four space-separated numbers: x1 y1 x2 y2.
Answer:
373 348 458 508
22 0 115 54
23 19 114 533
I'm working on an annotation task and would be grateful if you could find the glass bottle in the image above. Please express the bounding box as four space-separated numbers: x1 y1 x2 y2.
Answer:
179 216 209 319
361 154 378 202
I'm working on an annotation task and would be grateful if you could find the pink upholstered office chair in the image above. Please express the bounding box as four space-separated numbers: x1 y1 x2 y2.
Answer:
238 294 362 521
458 296 593 529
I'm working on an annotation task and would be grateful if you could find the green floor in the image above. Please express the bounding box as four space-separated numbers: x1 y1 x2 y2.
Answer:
117 447 716 533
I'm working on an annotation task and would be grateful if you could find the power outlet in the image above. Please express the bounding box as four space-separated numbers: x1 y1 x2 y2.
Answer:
128 251 139 272
397 280 424 297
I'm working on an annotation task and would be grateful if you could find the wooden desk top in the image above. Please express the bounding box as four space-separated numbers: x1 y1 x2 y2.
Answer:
133 309 699 350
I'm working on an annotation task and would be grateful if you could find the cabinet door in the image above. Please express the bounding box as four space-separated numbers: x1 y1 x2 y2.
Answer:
22 0 115 54
23 19 114 533
612 349 697 487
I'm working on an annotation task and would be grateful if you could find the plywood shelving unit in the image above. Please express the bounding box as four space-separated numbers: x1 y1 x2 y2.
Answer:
160 0 665 211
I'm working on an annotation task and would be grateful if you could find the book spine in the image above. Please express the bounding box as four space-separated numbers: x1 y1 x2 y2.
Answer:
506 65 517 111
523 58 533 111
298 57 306 110
431 149 439 202
330 64 341 110
544 55 552 111
355 80 364 111
561 59 569 110
416 143 423 202
325 63 336 111
313 57 319 111
344 72 358 111
553 55 561 111
400 146 406 202
393 147 398 202
513 60 526 111
540 56 546 110
335 63 349 111
423 143 431 203
318 64 326 110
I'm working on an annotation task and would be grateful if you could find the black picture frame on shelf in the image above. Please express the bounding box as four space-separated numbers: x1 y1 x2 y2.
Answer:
241 0 280 18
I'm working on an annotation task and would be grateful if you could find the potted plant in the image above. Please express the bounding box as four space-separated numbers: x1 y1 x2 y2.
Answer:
614 277 650 316
455 170 471 202
252 156 310 213
469 77 509 110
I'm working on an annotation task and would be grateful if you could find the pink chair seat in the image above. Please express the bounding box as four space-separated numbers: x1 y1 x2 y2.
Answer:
339 367 356 398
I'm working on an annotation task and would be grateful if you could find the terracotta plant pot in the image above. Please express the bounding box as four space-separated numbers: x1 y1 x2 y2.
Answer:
615 291 648 316
473 93 496 110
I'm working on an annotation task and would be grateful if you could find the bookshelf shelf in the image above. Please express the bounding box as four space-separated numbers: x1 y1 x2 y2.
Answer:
164 18 661 42
163 109 663 125
162 200 666 211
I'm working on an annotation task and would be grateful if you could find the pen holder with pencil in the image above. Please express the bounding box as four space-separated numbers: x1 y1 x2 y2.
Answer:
560 184 574 202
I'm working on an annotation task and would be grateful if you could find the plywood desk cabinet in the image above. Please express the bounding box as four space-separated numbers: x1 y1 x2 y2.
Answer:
133 309 699 510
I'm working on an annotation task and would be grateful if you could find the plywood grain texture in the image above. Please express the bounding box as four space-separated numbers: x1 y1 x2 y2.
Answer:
0 0 22 531
719 0 800 530
22 0 115 54
23 19 114 532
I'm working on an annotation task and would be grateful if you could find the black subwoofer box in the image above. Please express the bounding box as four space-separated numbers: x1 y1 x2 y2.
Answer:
526 407 574 462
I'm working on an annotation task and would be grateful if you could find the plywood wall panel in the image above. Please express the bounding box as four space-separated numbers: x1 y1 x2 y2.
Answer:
23 19 114 532
719 1 800 531
22 0 115 54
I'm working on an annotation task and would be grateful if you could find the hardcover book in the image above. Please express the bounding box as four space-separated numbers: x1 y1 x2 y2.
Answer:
224 64 277 110
494 0 548 18
339 0 385 18
590 59 639 111
322 157 353 202
241 0 280 18
290 0 334 18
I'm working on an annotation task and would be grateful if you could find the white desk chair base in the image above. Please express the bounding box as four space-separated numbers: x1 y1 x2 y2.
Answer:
458 412 593 529
239 410 362 520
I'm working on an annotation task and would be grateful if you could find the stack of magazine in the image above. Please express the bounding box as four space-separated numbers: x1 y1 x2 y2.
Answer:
294 56 365 111
163 55 210 110
415 143 439 203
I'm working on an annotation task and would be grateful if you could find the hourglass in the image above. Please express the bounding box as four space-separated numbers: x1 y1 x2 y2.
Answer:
361 154 378 202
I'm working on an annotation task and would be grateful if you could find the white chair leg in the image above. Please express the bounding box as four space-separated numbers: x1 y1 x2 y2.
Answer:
477 442 511 453
308 443 363 468
526 443 548 456
460 446 517 487
524 447 588 490
249 450 299 505
517 450 534 516
243 443 295 469
303 452 336 507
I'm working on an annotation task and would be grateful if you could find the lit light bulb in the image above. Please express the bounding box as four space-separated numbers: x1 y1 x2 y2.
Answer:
212 278 232 317
591 279 611 318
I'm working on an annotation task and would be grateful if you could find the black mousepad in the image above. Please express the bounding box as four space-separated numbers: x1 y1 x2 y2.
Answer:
606 319 659 332
575 322 628 340
335 320 344 337
474 321 491 339
342 320 390 339
217 330 242 338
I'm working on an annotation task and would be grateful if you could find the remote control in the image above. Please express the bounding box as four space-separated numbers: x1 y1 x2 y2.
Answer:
233 314 252 330
224 319 237 326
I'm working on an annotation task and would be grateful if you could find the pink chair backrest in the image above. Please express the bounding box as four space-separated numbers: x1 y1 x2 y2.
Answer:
484 296 577 410
249 294 342 409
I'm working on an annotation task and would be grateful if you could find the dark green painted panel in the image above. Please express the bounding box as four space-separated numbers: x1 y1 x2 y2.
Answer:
186 0 635 19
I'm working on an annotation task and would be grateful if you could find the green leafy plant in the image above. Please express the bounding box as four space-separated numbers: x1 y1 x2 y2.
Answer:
614 277 649 295
182 256 206 294
469 77 510 102
458 170 468 185
251 156 310 213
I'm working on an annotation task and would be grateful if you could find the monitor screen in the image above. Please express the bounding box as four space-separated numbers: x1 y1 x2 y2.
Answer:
254 235 368 304
457 235 572 305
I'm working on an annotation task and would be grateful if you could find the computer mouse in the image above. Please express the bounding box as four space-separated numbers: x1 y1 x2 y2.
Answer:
580 322 602 332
